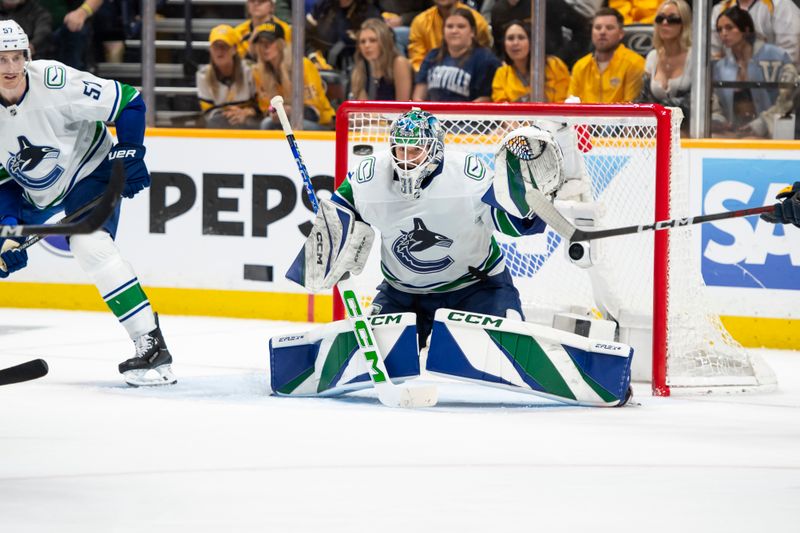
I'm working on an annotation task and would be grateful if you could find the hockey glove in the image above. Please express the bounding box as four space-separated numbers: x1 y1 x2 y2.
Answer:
761 182 800 228
286 200 374 293
0 222 28 278
493 126 566 219
109 143 150 198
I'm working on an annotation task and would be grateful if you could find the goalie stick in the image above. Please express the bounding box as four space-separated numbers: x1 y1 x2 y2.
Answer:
524 189 774 242
0 159 125 238
270 95 437 408
0 359 48 386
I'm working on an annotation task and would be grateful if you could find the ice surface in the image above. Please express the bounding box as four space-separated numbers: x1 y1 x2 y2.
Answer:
0 309 798 532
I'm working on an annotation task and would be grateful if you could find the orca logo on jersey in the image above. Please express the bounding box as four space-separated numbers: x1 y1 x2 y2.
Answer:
5 136 64 191
392 218 454 274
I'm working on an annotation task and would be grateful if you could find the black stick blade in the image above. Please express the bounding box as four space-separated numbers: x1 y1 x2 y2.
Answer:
0 359 49 386
0 159 124 237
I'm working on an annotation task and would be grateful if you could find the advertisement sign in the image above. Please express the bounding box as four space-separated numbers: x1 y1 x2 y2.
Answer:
701 157 800 291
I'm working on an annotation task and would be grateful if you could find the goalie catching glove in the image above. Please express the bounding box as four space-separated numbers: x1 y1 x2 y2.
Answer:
493 126 565 219
493 124 594 219
286 200 374 293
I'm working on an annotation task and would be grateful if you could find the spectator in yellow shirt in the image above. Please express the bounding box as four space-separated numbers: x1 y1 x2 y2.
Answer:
492 20 570 103
251 22 335 130
234 0 292 61
568 7 646 103
407 0 492 72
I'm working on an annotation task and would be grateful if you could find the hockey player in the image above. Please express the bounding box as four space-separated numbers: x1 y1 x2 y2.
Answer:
0 20 175 386
297 109 565 347
761 182 800 228
280 108 633 406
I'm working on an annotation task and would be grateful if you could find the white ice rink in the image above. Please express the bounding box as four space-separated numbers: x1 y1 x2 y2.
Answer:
1 308 798 532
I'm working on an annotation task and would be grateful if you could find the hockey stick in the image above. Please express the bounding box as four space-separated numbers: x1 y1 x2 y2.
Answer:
0 359 48 386
525 189 774 242
270 95 437 408
0 159 124 238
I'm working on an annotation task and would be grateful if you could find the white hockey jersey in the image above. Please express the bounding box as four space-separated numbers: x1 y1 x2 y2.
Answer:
0 60 138 208
333 150 544 294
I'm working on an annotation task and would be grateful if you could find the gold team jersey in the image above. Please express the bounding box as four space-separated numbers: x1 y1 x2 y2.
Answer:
568 44 645 103
491 57 570 103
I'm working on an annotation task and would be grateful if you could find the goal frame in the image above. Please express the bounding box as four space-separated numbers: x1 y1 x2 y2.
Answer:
333 101 676 396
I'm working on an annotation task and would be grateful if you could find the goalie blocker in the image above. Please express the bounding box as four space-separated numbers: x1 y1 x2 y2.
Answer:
286 199 374 293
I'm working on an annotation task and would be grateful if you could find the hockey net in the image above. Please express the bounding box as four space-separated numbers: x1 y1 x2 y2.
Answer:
332 101 776 396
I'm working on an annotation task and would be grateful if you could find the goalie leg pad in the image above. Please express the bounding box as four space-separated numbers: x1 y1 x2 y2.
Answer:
268 313 420 396
286 200 374 293
427 308 632 407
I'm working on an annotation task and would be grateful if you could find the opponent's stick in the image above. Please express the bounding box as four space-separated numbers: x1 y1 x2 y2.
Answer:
525 187 774 242
270 95 437 408
0 160 124 238
0 359 48 386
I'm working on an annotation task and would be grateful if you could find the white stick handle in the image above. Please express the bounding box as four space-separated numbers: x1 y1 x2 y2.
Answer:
270 95 293 135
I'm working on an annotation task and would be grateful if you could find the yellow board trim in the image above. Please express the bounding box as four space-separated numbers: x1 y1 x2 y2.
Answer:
0 282 333 323
681 138 800 150
720 315 800 350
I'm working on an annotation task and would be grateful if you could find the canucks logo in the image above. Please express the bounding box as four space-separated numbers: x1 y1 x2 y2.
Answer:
5 136 64 191
392 218 454 273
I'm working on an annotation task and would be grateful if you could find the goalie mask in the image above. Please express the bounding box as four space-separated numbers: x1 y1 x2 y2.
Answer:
389 109 445 200
0 20 31 75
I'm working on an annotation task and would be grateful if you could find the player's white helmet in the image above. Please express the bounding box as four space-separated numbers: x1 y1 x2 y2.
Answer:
0 20 31 68
389 109 445 200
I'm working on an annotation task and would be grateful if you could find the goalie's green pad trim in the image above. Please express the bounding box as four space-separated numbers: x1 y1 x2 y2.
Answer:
268 313 420 397
427 309 633 406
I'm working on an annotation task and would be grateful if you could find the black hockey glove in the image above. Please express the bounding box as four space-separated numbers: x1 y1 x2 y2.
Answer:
108 143 150 198
761 182 800 228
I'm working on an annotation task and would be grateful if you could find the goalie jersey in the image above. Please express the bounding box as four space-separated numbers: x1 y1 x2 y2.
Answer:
0 60 139 208
332 150 546 293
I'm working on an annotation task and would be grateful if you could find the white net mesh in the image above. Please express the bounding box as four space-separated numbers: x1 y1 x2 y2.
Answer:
337 103 775 394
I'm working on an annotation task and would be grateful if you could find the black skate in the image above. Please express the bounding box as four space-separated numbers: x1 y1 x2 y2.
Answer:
118 314 177 387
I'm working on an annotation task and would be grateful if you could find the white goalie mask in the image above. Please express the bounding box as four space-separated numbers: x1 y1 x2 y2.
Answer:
389 109 445 200
0 20 31 74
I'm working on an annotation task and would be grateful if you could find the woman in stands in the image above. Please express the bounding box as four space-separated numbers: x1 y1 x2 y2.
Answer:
636 0 693 131
350 18 413 101
711 6 798 138
412 7 501 102
491 20 570 103
195 24 260 129
235 0 291 61
251 22 335 130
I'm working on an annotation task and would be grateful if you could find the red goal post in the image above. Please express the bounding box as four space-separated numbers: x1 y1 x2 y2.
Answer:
332 101 775 397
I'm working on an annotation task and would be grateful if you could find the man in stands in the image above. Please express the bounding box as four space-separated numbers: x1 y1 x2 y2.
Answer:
568 7 645 103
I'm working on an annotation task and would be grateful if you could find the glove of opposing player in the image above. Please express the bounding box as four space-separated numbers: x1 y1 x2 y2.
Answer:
108 143 150 198
0 222 28 278
760 182 800 227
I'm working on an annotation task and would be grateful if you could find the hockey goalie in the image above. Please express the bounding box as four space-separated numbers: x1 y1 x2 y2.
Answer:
269 109 633 407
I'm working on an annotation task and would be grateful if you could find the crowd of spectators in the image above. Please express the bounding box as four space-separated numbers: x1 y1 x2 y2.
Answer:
2 0 799 137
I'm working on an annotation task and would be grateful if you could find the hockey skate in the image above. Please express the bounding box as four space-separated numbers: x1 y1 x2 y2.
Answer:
118 315 177 387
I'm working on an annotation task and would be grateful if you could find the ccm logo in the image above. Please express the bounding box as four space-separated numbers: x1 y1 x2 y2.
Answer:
315 231 324 265
109 150 137 159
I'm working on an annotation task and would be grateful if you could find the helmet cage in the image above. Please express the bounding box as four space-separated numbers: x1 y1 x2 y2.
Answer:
389 110 444 200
